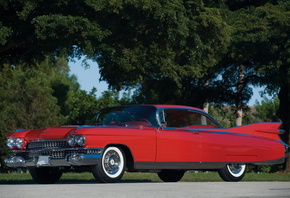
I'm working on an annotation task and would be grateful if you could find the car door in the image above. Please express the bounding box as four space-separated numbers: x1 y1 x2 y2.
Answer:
155 108 202 162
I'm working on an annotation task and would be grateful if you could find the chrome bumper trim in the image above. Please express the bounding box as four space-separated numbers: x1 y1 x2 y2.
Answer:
252 157 285 165
5 148 103 168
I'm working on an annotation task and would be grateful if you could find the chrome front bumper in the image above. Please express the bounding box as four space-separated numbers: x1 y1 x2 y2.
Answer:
5 148 103 168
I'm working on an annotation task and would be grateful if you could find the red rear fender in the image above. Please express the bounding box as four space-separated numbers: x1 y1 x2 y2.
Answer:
225 122 283 140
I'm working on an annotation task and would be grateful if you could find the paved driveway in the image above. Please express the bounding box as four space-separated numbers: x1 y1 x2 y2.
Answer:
1 182 290 198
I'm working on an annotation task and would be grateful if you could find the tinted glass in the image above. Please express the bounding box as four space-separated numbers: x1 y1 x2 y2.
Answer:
160 109 218 128
96 106 158 127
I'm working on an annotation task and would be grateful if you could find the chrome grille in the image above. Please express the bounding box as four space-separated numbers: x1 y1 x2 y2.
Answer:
26 149 102 159
28 150 73 159
27 140 69 150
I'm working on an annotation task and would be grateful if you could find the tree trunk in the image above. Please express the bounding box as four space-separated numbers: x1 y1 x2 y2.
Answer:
235 65 245 126
203 102 209 113
203 80 209 113
235 109 243 126
278 82 290 172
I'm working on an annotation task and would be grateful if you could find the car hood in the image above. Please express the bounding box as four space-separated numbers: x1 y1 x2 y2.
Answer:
7 126 79 141
7 125 156 142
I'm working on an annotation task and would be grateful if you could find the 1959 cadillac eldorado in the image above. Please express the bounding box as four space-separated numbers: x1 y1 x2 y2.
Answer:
5 105 289 183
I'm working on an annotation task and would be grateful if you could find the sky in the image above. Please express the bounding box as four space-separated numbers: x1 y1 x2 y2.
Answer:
69 59 269 106
69 59 108 96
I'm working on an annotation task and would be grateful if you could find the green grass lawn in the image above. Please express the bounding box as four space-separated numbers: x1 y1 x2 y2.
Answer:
1 171 289 184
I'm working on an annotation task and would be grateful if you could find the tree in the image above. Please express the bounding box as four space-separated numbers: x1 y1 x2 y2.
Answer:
0 62 64 172
0 0 108 66
248 0 290 172
253 97 280 122
64 89 99 125
98 1 231 107
213 0 290 171
0 64 63 131
1 1 230 109
208 1 269 126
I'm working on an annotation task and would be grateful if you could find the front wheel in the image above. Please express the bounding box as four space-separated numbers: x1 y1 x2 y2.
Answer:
218 164 246 182
91 146 125 183
28 167 63 184
158 170 185 182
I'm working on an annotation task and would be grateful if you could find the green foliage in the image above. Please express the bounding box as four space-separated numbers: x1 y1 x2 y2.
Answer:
244 1 290 171
0 64 63 132
208 96 280 127
0 57 131 172
0 61 64 172
97 1 231 107
208 1 290 171
208 105 234 128
254 97 280 122
0 0 109 65
65 89 99 125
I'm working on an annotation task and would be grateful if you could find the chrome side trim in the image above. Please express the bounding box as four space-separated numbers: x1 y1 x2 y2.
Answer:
134 162 227 170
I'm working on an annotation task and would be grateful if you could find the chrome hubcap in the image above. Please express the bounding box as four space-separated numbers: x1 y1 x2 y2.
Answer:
227 164 246 177
229 164 242 173
104 150 120 175
109 159 115 166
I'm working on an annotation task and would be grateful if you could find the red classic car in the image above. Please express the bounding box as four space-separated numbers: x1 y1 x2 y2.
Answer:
5 105 289 183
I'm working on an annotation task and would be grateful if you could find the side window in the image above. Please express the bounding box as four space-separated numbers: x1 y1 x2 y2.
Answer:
162 109 217 128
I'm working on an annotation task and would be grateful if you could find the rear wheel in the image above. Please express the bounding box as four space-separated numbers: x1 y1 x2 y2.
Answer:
158 170 185 182
91 146 125 183
28 167 63 184
218 164 246 182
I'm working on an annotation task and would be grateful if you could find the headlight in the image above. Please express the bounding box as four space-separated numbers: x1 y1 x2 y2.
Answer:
14 138 23 149
75 135 86 146
67 135 86 147
67 135 76 147
6 138 24 149
6 139 15 149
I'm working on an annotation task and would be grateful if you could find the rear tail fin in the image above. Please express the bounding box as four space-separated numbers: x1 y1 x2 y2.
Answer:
229 122 283 140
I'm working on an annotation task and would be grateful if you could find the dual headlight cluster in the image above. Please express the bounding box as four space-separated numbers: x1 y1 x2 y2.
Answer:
6 138 24 149
67 135 86 147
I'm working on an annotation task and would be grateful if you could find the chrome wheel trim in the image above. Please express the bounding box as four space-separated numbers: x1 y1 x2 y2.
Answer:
227 164 246 177
102 147 124 178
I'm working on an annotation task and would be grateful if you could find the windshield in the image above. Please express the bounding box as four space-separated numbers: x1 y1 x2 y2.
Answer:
96 106 158 127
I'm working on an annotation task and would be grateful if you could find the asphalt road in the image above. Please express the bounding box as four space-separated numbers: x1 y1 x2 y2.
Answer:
1 182 290 198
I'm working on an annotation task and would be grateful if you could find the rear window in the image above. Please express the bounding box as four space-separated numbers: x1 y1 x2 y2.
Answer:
159 109 218 128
